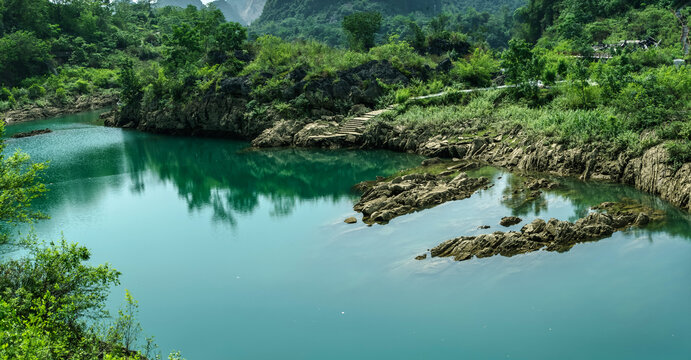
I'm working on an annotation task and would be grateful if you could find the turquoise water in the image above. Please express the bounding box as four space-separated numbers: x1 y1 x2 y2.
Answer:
5 112 691 359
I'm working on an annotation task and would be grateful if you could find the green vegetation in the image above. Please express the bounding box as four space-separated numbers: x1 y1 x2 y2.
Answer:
0 127 178 356
343 11 383 51
252 0 523 49
0 0 689 356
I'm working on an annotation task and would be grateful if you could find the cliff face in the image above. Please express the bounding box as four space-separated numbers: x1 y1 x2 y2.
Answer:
210 0 267 25
238 0 266 24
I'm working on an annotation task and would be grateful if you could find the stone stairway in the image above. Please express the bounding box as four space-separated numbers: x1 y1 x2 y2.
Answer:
338 106 394 136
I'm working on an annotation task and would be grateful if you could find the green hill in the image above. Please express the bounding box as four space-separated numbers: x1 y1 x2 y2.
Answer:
251 0 526 47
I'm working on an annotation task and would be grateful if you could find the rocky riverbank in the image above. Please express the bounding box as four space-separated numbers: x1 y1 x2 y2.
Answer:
1 94 117 124
253 116 691 213
103 58 689 214
426 199 664 262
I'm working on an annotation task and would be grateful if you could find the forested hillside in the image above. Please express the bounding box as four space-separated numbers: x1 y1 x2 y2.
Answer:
252 0 526 46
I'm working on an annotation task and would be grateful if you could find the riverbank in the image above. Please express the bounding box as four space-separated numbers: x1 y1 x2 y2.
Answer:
102 96 691 215
247 110 691 214
1 93 116 125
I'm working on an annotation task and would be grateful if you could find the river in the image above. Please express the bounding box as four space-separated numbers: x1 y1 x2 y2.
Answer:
5 111 691 359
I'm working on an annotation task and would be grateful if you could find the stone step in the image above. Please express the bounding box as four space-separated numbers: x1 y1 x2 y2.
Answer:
308 134 348 140
338 131 363 136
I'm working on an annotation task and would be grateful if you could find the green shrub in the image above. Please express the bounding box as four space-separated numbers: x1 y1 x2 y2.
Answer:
666 141 691 171
52 87 68 105
369 36 430 72
658 121 691 141
615 67 690 131
74 79 91 94
0 87 16 105
450 48 501 87
27 84 46 99
395 88 411 103
0 100 12 112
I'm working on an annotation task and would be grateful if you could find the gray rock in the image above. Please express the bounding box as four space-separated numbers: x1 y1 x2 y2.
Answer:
431 201 661 262
500 216 522 227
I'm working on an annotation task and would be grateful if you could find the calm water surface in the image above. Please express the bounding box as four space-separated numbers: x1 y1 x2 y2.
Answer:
5 111 691 359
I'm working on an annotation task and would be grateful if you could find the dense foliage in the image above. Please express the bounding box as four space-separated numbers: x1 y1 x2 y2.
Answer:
251 0 523 48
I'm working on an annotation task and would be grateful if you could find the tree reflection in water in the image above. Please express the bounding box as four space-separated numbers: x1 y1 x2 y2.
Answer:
121 132 423 225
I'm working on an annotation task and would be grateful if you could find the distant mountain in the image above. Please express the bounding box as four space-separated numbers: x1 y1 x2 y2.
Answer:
208 0 244 23
238 0 266 24
154 0 204 9
155 0 266 25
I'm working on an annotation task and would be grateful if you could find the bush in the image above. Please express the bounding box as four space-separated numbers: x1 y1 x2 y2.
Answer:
450 48 501 87
74 79 91 94
0 87 16 105
369 36 430 72
666 141 691 171
614 66 690 130
52 87 68 105
27 84 46 99
395 88 412 103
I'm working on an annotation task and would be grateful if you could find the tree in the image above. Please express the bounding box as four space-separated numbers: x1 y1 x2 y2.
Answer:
215 21 246 52
406 21 426 52
0 31 51 86
118 58 142 105
502 39 545 102
163 22 203 69
342 11 382 51
0 0 50 37
0 126 48 241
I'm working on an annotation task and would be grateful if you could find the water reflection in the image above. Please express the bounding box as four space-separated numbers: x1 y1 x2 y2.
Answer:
120 132 423 224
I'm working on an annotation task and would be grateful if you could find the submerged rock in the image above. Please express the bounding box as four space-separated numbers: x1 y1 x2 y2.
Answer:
354 171 490 225
11 128 52 138
428 200 662 262
500 216 522 227
344 217 357 224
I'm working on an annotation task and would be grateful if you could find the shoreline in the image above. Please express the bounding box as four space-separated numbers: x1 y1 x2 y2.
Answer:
34 105 691 214
248 116 691 213
1 94 117 126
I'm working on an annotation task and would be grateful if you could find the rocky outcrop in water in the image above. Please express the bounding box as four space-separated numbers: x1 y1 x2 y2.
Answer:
11 129 52 138
499 216 522 227
354 171 490 225
429 201 663 262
